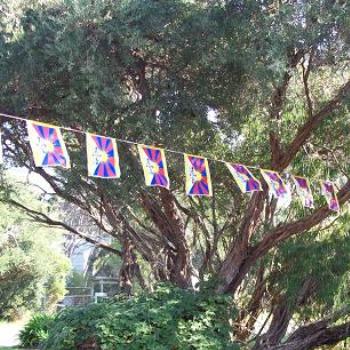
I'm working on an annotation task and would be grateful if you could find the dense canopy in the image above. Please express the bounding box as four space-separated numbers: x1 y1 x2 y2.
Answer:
1 0 350 348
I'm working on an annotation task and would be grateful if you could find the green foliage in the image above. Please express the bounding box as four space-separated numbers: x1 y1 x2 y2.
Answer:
43 284 239 350
268 215 350 316
1 0 348 218
0 183 71 320
19 313 55 348
1 0 350 346
67 271 89 288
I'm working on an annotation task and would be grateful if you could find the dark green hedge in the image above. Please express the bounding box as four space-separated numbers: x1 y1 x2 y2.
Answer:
43 285 240 350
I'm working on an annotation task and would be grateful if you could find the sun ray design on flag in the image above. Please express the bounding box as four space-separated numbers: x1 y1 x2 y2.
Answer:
260 169 288 198
293 175 314 208
226 163 262 193
321 180 340 212
27 120 70 168
138 145 169 189
87 133 120 178
185 154 212 196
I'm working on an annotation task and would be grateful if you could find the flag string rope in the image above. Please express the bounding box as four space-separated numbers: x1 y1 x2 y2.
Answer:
0 112 261 169
0 112 341 210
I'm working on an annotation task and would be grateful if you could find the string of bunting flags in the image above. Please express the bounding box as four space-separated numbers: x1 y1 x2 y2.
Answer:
0 113 341 213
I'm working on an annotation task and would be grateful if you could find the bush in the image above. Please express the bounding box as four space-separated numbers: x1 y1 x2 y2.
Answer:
43 284 240 350
19 313 54 348
0 196 71 320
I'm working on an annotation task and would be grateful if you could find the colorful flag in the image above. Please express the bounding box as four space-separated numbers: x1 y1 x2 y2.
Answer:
184 154 212 196
293 175 314 208
86 133 120 178
260 169 288 198
226 163 262 193
27 120 70 168
138 144 169 189
321 180 340 212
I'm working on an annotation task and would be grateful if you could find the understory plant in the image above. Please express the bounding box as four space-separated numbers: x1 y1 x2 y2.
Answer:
43 284 239 350
19 313 55 348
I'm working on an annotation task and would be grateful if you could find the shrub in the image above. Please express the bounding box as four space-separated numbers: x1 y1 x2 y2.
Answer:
19 313 54 348
0 197 70 320
43 284 240 350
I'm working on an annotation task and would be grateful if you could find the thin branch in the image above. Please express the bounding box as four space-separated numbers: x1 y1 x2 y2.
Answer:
251 179 350 260
278 78 350 170
301 49 314 118
6 199 122 256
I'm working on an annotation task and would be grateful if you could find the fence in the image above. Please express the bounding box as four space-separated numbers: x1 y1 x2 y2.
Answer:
57 278 119 308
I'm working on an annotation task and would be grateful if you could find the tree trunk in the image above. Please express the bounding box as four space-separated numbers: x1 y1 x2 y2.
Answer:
140 190 194 288
236 263 266 341
216 191 266 294
119 234 146 295
253 277 318 350
268 321 350 350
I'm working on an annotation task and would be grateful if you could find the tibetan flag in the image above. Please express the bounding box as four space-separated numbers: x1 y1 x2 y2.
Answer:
86 133 120 178
293 175 314 208
321 181 340 212
27 120 70 168
138 144 169 189
226 163 262 193
260 169 288 198
185 154 212 196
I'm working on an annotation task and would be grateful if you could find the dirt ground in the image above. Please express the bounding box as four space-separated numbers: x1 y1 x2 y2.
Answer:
0 319 27 348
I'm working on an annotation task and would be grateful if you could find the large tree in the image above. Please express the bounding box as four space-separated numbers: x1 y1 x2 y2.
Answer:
1 0 350 348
